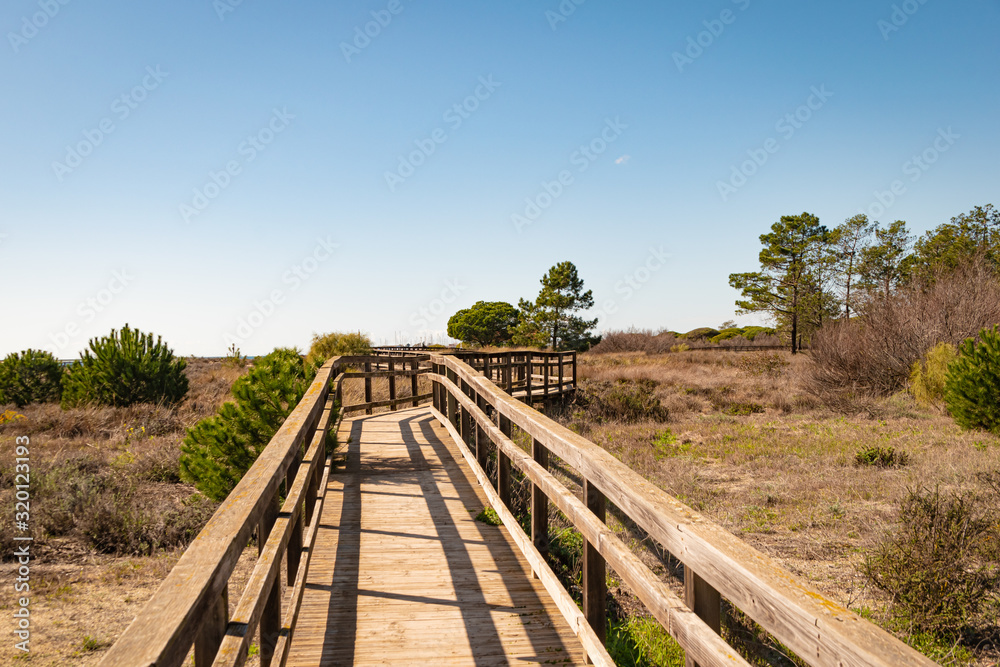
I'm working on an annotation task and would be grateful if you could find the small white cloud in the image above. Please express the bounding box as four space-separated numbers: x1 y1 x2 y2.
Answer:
614 155 631 165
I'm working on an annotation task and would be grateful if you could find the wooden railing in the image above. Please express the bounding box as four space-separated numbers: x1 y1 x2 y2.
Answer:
99 355 433 667
427 353 935 667
375 347 577 403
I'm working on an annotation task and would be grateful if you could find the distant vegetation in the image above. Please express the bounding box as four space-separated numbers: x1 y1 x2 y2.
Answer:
445 261 600 351
305 331 372 367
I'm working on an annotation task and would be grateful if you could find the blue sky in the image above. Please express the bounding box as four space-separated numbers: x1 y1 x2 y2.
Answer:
2 0 998 357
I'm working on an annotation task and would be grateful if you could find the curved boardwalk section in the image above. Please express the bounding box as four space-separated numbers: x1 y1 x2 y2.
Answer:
287 406 587 666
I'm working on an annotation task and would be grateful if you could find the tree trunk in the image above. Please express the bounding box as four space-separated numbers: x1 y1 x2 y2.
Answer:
791 286 799 354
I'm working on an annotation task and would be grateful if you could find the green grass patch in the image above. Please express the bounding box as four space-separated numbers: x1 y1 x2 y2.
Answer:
474 507 502 526
607 616 685 667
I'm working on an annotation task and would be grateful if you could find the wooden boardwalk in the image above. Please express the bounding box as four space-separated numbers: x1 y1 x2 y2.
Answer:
286 406 588 666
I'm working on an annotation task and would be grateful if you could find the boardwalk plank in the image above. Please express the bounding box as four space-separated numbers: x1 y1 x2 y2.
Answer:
286 406 587 666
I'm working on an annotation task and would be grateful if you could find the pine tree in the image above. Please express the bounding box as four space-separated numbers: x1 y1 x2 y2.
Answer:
179 348 316 500
0 349 64 407
729 213 829 353
61 324 188 408
513 261 598 351
945 326 1000 434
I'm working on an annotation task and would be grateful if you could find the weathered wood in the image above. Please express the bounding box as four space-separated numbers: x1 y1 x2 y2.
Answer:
363 362 372 415
498 414 512 509
100 360 337 667
532 439 549 561
340 393 433 413
583 479 607 645
288 407 594 666
430 355 937 667
685 567 722 667
387 359 397 411
338 367 426 380
258 494 281 667
272 449 334 667
430 406 614 667
410 359 420 407
194 585 228 666
431 373 752 666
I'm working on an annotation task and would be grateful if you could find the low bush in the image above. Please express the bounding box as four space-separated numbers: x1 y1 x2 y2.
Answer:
0 349 64 407
945 325 1000 434
909 342 957 408
683 327 721 341
305 331 372 367
180 348 316 501
861 486 999 638
854 445 909 468
61 325 188 408
576 379 669 423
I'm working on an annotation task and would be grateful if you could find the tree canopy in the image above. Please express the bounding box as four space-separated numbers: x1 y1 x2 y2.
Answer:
513 261 599 351
446 301 518 347
729 213 829 353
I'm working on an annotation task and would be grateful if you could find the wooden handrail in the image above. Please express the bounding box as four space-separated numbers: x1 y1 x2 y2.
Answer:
428 354 936 667
100 354 434 667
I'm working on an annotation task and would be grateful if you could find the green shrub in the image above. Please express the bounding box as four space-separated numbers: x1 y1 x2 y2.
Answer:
61 325 188 408
180 348 316 501
709 328 745 344
474 507 502 525
223 343 248 369
305 331 372 367
910 342 958 407
607 616 684 667
720 401 766 416
0 349 64 407
683 327 720 340
861 486 999 638
854 445 909 468
945 326 1000 434
576 379 669 423
669 343 690 353
741 326 776 341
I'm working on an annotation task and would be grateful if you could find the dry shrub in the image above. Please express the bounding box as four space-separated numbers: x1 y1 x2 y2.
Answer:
590 330 679 354
862 485 999 638
575 378 669 423
809 257 1000 405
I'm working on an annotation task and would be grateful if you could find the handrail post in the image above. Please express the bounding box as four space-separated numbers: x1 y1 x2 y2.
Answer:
572 351 577 394
259 493 281 667
505 353 513 394
684 568 722 667
531 439 549 567
524 353 533 405
411 359 420 407
558 353 566 395
475 393 490 472
483 354 491 384
446 367 459 431
193 584 227 666
543 354 550 401
388 358 397 411
583 479 606 646
460 379 472 445
286 442 303 584
364 361 373 415
497 413 512 509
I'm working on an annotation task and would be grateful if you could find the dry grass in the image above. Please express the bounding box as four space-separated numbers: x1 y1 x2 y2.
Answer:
559 349 1000 665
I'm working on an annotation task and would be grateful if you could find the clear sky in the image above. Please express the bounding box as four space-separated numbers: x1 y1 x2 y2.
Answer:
2 0 998 357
